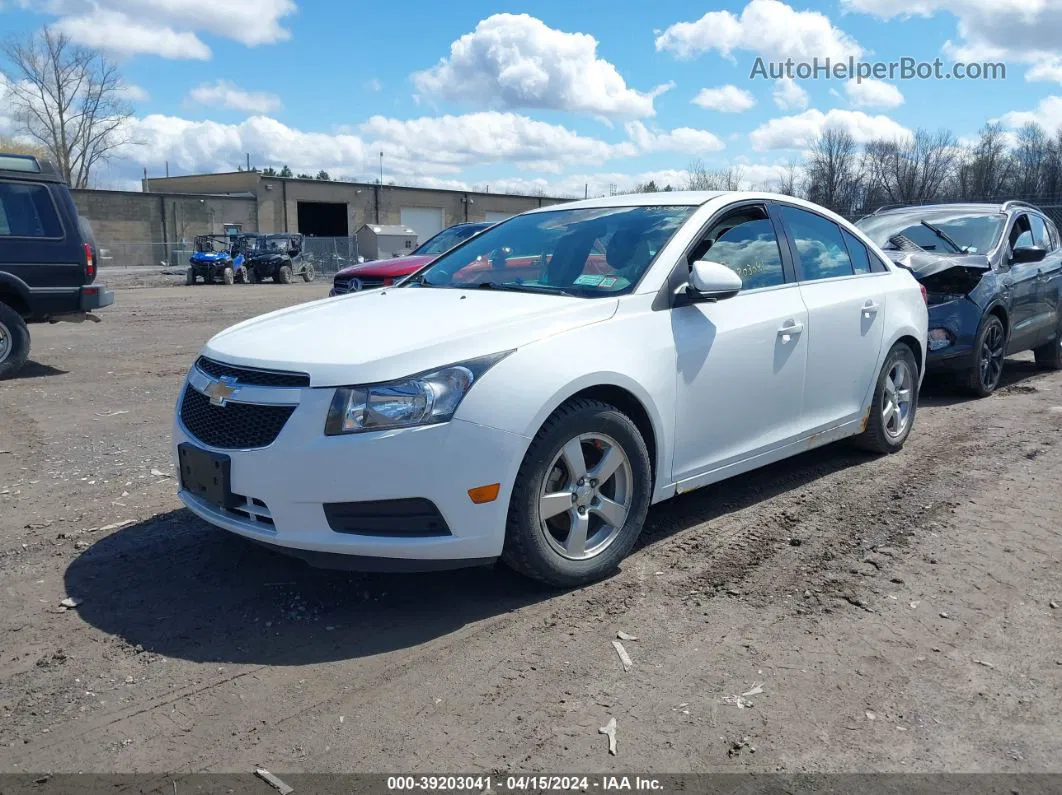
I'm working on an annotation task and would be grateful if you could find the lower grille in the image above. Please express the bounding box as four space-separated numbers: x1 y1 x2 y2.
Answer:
180 386 294 449
323 498 451 537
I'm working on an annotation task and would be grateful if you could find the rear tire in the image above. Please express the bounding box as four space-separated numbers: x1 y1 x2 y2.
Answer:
222 267 234 285
301 264 316 283
501 398 652 588
278 265 293 285
853 343 919 454
0 302 31 381
1033 312 1062 370
185 268 195 285
248 268 260 284
961 314 1006 396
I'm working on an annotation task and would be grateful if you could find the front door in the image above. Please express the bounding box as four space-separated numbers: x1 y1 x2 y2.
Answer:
670 204 808 483
1004 213 1043 353
775 204 887 430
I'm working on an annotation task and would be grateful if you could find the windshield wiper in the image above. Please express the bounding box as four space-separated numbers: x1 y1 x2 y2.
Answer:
475 281 575 297
920 220 967 253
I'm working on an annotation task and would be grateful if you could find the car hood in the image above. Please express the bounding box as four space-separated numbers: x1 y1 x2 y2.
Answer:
886 250 991 279
335 255 434 278
202 287 619 386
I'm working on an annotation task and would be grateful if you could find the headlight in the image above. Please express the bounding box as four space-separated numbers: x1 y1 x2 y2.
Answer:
324 351 513 435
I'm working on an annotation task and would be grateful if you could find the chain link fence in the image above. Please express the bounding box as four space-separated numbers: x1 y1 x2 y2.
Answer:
95 236 361 274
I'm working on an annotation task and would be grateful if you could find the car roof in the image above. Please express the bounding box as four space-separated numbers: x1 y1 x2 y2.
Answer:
0 153 64 183
869 203 1009 217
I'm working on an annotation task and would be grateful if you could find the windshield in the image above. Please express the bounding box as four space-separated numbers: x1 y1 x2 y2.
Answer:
857 210 1005 254
409 205 696 297
414 224 487 257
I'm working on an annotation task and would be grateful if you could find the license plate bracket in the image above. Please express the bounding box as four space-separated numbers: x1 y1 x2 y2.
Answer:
178 443 238 509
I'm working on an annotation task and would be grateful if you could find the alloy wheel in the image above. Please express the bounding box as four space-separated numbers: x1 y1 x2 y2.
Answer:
882 359 914 439
0 320 11 365
538 433 633 561
980 322 1005 390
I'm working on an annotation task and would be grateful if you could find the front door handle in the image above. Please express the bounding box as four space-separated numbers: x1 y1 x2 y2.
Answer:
777 321 804 343
863 300 881 317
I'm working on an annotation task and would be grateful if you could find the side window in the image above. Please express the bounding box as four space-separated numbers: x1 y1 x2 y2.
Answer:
1010 214 1033 249
780 205 855 281
0 181 63 238
1049 220 1061 251
841 228 873 274
689 205 785 290
1029 214 1049 248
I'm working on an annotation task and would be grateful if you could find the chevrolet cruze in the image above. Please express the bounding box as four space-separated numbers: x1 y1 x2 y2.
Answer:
174 192 928 587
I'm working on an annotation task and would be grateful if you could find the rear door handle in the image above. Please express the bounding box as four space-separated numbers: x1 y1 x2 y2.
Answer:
777 321 804 343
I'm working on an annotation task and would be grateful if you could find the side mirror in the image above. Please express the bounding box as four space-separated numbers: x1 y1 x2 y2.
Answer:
685 260 742 301
1012 245 1047 264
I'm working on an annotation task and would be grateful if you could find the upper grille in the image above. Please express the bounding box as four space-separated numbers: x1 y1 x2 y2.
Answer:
180 386 295 449
332 276 385 295
195 356 310 387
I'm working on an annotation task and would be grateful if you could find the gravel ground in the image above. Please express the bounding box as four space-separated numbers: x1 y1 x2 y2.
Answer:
0 284 1060 774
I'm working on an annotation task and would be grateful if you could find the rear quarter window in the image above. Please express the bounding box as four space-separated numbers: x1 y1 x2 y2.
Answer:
0 181 64 238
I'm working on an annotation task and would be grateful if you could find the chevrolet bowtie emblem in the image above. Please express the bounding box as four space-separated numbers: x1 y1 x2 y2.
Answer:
204 375 240 407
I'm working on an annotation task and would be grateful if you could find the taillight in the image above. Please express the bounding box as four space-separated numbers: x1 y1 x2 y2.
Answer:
83 243 95 280
919 284 927 304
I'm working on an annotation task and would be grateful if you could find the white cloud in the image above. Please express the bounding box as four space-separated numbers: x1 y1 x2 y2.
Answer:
34 0 296 59
998 96 1062 133
187 80 282 113
749 108 911 150
413 13 671 118
120 84 150 102
691 85 756 113
844 78 904 109
1027 60 1062 84
773 77 809 110
842 0 1060 66
655 0 863 61
624 121 726 154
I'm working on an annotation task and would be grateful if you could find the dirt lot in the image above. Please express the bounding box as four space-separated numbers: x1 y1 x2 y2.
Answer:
1 283 1060 775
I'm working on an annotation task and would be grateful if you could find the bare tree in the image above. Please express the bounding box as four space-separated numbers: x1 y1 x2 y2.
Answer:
776 159 803 197
1013 122 1048 195
861 128 957 206
966 122 1014 199
1 28 133 188
805 126 860 213
686 159 745 191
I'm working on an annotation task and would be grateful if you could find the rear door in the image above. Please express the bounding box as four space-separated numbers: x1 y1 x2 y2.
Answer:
1030 213 1061 343
775 204 887 431
0 178 81 290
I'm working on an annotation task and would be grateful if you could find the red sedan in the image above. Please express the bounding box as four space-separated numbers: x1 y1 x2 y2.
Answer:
330 221 493 295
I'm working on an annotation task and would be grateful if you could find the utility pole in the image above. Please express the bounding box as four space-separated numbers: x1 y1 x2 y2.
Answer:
379 151 383 185
246 153 251 171
584 183 588 199
165 161 169 178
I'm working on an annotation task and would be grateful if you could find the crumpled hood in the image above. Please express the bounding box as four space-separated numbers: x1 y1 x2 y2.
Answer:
202 287 618 386
886 250 991 280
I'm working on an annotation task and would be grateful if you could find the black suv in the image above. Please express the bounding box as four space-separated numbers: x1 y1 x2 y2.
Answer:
0 153 113 379
857 200 1062 395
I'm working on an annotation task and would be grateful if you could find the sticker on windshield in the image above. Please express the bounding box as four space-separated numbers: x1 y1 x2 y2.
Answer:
599 276 617 288
574 274 605 287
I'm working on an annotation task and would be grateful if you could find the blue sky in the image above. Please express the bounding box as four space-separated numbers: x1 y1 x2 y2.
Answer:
3 1 1062 195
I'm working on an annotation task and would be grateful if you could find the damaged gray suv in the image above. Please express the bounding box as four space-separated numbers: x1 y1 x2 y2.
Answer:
857 201 1062 396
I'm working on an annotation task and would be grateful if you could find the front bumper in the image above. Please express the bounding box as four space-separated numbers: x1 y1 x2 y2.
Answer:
173 383 530 565
924 297 982 373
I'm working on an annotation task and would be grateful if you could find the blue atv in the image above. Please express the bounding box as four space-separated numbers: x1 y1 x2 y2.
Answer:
186 235 247 285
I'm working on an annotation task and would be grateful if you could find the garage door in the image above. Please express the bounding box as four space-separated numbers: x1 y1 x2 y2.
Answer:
484 211 512 222
400 207 444 241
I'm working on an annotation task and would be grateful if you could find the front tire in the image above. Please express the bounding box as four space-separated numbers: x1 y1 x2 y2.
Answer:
278 265 293 284
502 399 652 588
301 264 316 283
0 302 31 381
961 314 1006 396
222 267 235 285
185 268 195 285
854 343 919 454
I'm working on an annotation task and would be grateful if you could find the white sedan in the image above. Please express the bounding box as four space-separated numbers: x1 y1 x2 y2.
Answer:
173 192 928 586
